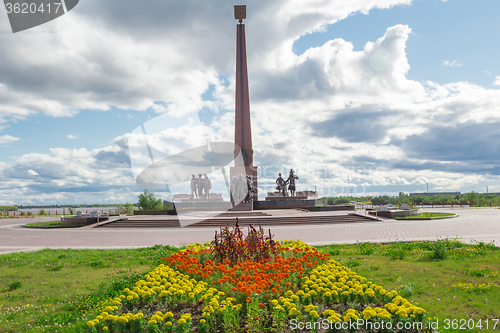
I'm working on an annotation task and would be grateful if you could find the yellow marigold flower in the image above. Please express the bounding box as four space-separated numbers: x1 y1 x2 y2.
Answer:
148 319 157 325
103 327 108 331
178 318 186 325
86 321 95 327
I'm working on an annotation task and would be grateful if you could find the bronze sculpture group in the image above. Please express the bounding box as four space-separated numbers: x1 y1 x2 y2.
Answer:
276 169 299 197
189 174 212 199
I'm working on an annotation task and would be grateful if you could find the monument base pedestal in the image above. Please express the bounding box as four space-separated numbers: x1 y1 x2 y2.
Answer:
231 202 253 211
265 190 318 201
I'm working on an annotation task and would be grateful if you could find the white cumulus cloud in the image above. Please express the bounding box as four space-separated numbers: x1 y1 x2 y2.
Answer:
443 60 464 67
0 135 20 145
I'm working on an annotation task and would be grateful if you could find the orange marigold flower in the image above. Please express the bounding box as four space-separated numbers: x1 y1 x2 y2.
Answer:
271 288 278 293
259 303 264 308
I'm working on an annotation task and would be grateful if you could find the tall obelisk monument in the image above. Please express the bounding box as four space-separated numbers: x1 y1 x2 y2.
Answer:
231 5 258 201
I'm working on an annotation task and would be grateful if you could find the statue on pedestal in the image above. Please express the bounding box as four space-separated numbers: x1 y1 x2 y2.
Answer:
276 173 287 197
286 169 299 197
190 175 197 199
197 174 204 199
203 174 211 199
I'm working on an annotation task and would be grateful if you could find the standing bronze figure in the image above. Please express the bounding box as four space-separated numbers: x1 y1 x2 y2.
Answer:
286 169 299 197
197 174 204 199
190 175 197 199
276 173 287 197
203 174 211 199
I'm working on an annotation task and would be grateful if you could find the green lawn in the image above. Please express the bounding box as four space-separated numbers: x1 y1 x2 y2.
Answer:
24 221 76 228
395 212 456 219
0 246 177 333
0 240 498 332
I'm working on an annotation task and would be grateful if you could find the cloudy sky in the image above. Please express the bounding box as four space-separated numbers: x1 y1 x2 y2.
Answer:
1 0 499 205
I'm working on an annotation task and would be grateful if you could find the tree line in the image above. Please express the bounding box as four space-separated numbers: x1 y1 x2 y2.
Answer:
0 205 18 212
325 192 500 207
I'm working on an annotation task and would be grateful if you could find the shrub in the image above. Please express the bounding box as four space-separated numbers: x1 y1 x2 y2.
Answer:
428 240 448 260
386 248 406 260
8 280 22 290
357 241 375 255
211 219 278 266
464 267 496 277
399 282 416 297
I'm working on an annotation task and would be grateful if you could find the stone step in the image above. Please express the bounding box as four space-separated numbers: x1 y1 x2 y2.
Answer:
98 214 373 228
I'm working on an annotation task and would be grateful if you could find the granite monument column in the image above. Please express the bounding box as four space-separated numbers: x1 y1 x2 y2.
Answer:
231 5 258 203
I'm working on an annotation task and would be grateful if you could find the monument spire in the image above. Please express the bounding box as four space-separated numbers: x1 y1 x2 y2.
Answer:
232 5 258 202
234 5 253 167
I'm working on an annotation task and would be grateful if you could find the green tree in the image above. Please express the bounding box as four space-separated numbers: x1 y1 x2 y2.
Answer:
464 191 478 207
137 190 163 210
124 202 135 214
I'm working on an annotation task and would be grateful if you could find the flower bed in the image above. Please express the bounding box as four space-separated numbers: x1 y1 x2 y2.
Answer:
84 225 429 332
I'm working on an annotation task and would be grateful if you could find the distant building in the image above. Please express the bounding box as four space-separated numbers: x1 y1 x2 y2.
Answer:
409 192 461 197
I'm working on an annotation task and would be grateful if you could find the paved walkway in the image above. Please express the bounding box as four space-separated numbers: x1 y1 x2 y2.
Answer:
0 208 499 254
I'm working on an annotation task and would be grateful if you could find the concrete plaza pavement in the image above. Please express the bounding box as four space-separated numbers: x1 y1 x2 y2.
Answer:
0 208 499 254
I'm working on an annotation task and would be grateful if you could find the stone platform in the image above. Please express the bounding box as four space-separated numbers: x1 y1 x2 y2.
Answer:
173 193 224 202
265 190 318 201
95 209 377 228
368 209 422 219
61 215 109 226
254 196 327 210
